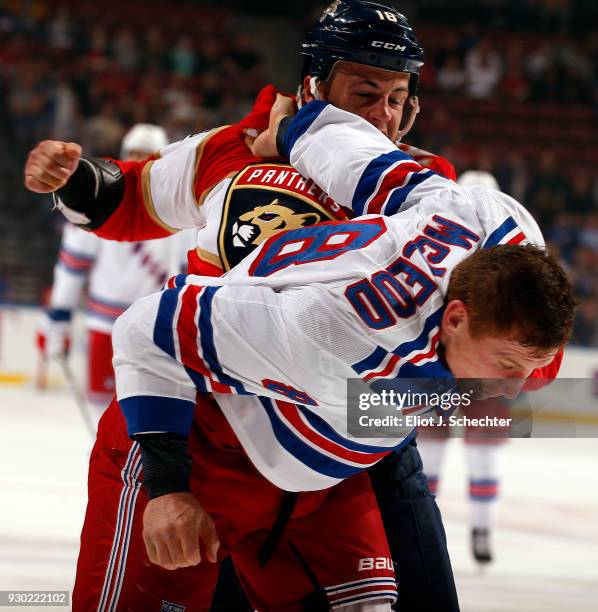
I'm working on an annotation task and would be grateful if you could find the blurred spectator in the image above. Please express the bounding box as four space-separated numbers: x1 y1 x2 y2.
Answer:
570 247 598 298
163 74 193 112
201 70 225 109
47 6 73 52
464 38 503 98
568 170 596 216
142 26 169 72
170 34 197 78
87 25 109 67
579 214 598 252
524 151 571 226
433 32 465 69
500 44 529 101
493 152 529 203
437 54 466 93
82 101 125 157
228 33 263 72
112 27 140 72
8 61 51 145
546 213 580 264
51 75 79 142
539 0 572 30
197 35 224 74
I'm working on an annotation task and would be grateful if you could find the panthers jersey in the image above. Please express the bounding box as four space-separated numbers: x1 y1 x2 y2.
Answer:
113 109 544 490
84 86 454 277
88 87 350 277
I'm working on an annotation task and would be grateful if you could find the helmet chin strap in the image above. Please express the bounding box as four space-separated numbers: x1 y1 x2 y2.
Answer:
395 95 420 143
296 76 322 110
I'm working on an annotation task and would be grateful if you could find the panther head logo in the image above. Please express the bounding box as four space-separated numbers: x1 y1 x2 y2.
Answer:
232 199 321 247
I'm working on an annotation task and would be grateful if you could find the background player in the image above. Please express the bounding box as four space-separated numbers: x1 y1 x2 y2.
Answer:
417 169 508 564
36 123 195 426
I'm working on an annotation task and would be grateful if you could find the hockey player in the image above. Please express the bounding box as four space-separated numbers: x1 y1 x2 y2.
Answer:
23 2 564 610
25 4 467 610
417 170 509 565
36 124 194 426
106 97 573 604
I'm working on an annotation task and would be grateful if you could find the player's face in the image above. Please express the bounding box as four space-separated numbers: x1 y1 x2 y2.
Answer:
440 300 558 398
316 62 411 140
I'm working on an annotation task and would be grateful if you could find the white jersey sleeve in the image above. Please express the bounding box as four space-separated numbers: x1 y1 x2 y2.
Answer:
279 101 543 248
112 279 355 436
48 223 100 313
141 131 212 232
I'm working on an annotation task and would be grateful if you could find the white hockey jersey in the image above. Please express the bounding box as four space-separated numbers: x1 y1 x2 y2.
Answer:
48 223 195 333
113 101 544 491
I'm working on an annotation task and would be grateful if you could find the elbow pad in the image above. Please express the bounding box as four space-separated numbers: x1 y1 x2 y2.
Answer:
53 158 124 230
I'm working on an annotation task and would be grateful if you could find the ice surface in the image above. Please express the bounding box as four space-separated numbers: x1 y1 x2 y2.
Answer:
0 387 596 611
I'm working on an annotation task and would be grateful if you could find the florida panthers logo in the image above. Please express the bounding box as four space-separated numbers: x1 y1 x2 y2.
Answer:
218 163 347 271
231 199 321 248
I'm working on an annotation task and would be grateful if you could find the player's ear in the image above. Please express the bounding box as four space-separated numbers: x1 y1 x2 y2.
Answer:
441 300 468 337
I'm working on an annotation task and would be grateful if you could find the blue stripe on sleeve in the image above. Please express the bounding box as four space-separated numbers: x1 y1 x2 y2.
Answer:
352 346 388 375
119 396 195 436
483 217 517 248
153 286 184 359
391 306 444 356
173 274 189 288
184 366 209 395
281 100 329 157
352 149 415 215
259 398 364 479
198 287 248 395
298 405 411 453
382 170 433 215
57 262 90 276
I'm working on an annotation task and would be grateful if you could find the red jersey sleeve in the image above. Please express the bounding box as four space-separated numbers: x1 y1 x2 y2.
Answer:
93 157 174 241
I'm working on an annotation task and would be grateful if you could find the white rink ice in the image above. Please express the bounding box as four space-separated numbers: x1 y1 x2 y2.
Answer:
1 382 597 611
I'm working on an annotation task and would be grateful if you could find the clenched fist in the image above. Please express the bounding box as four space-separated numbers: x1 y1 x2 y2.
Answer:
24 140 82 193
245 93 295 158
143 492 220 570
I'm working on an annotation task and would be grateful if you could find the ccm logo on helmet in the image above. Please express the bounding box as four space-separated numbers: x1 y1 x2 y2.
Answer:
371 40 407 51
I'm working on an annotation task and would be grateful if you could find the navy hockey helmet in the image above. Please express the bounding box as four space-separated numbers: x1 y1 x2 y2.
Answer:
302 0 424 95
